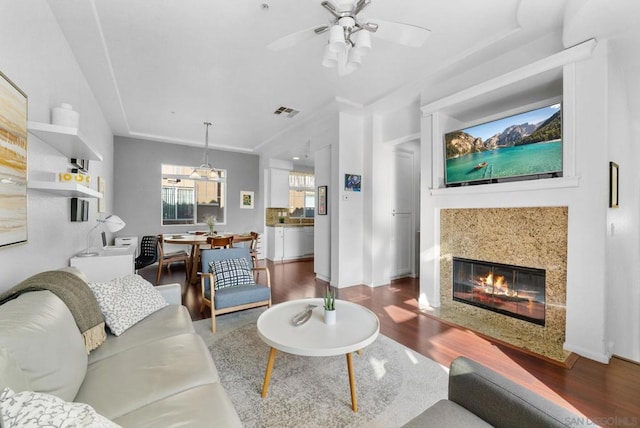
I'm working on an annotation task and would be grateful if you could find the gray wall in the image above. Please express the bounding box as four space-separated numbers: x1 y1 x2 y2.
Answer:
113 136 261 241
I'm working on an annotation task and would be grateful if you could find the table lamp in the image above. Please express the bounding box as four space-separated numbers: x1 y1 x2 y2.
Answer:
78 214 126 257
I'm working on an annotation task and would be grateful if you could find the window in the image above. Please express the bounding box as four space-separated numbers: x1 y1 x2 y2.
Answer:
289 171 315 218
161 165 226 226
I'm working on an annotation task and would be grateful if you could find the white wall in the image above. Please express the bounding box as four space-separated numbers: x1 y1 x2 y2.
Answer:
605 44 640 362
314 145 331 281
0 1 113 291
335 112 364 287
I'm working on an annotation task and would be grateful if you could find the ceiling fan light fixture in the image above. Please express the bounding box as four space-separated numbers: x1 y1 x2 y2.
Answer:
322 44 339 68
328 24 346 53
354 30 371 56
347 48 362 70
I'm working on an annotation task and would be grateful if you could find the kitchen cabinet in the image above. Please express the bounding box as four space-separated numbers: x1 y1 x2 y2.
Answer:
283 228 302 259
268 168 289 208
266 227 284 261
302 226 314 256
266 226 314 262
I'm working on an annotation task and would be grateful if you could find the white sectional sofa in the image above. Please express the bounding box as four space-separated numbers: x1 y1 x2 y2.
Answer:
0 274 241 427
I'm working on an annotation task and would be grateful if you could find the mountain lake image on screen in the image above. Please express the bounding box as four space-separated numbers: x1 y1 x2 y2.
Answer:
444 103 562 186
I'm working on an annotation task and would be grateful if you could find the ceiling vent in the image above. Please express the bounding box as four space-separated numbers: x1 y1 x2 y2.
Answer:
273 106 300 118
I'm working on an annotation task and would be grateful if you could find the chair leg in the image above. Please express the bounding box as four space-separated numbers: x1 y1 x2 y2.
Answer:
211 312 216 333
156 262 162 284
199 301 205 313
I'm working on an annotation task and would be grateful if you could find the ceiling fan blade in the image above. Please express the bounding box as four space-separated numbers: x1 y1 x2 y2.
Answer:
367 19 431 48
267 25 328 51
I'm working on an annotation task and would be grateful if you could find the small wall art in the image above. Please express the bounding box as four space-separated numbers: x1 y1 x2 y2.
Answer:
240 190 254 209
318 185 327 215
0 70 28 248
344 174 361 192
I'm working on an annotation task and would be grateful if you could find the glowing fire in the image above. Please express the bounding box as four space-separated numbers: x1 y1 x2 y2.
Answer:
474 272 517 297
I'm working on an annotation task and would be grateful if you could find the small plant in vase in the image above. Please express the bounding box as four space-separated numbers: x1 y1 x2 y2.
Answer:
323 286 336 325
205 216 217 236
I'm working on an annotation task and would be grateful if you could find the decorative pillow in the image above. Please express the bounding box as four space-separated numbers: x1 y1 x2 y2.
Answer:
0 387 120 428
208 258 255 290
88 275 168 336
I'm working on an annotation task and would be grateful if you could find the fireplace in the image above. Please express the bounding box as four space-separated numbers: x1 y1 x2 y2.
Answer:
452 257 546 326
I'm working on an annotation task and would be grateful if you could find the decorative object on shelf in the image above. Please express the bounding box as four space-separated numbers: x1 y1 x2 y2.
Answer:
609 161 619 208
79 214 126 257
189 122 218 180
205 216 216 236
344 174 361 192
318 185 327 215
323 286 336 325
0 70 28 248
240 190 254 209
267 0 430 75
70 198 89 222
70 158 89 172
97 176 105 213
59 172 90 185
51 103 79 128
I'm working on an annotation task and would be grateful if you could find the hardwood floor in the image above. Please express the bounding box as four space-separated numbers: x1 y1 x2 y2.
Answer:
142 260 640 425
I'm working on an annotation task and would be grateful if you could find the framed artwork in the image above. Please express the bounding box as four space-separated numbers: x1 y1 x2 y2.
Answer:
344 174 361 192
609 161 619 208
240 190 254 209
98 176 106 213
318 185 327 215
0 70 28 247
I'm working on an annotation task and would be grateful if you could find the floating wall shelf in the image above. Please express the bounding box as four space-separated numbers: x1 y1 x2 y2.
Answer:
27 121 104 162
28 181 103 198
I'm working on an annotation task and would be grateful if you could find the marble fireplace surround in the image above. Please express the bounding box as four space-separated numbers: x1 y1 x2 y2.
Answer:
438 207 570 363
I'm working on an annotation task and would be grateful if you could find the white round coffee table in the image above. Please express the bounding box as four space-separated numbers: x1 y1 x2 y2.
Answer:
257 298 380 412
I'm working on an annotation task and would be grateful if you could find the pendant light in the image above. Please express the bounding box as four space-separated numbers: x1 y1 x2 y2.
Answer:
190 122 213 179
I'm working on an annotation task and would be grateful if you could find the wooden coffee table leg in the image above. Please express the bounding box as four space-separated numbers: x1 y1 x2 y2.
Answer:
346 352 357 412
261 347 277 398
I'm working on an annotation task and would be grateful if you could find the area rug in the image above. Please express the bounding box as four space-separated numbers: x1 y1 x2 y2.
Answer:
193 308 448 428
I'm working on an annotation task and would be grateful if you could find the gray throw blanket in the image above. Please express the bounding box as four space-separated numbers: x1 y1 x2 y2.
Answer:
0 270 106 353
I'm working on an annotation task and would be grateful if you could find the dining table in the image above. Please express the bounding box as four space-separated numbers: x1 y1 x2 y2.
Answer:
164 233 253 284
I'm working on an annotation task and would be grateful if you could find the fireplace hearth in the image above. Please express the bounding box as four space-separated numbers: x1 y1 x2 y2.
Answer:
452 257 546 326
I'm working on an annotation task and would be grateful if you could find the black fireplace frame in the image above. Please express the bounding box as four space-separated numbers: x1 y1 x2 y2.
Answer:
452 257 546 326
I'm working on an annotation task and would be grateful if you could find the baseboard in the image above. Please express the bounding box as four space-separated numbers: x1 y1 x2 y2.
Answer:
563 343 611 364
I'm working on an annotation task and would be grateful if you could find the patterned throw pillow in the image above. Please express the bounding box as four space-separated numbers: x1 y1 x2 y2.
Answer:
88 274 168 336
0 387 120 428
208 258 255 290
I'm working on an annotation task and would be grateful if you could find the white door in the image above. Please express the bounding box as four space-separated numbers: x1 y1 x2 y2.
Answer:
391 150 414 278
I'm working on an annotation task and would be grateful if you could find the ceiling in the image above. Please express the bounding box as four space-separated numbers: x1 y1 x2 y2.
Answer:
47 0 578 164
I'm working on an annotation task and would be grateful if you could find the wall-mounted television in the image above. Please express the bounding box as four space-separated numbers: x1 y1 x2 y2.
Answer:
444 103 562 187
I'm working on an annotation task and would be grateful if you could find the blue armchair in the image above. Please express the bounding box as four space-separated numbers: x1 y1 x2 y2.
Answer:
199 247 271 333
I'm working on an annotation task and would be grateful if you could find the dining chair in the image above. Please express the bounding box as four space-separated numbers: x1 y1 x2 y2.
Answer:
249 231 260 267
156 234 190 284
134 235 159 271
199 247 271 333
207 235 233 249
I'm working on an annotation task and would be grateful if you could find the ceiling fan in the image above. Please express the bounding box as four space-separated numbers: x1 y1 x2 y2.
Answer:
267 0 431 73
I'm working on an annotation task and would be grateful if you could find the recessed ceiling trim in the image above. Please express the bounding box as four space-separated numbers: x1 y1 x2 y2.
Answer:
89 0 131 133
127 131 255 153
